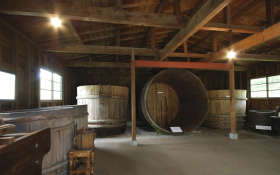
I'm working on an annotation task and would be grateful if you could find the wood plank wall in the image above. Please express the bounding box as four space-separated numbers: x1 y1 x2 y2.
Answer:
197 71 247 90
0 20 69 112
247 62 280 110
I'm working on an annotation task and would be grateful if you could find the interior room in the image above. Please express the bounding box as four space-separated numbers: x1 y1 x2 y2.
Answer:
0 0 280 175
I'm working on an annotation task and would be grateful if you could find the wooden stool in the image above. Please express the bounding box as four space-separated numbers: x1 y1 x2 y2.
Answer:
69 148 95 175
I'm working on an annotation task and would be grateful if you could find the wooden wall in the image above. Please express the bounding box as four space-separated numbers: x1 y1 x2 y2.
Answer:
0 19 69 112
197 71 247 90
247 62 280 110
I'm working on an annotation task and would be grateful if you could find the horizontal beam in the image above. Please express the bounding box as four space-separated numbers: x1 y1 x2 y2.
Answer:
169 52 209 58
202 23 261 34
0 1 260 33
46 45 208 58
47 45 158 57
67 60 247 71
212 53 280 62
68 61 130 68
135 60 232 70
48 45 280 62
236 53 280 62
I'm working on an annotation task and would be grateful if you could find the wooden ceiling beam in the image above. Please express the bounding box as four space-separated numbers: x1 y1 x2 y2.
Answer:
68 61 130 68
160 0 232 60
212 53 280 62
202 23 261 34
67 60 247 71
46 44 212 59
0 1 183 29
135 60 232 70
0 0 260 34
48 44 280 62
212 22 280 60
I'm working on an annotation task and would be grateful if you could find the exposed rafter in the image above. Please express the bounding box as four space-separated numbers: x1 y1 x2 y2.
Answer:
212 22 280 61
160 0 232 60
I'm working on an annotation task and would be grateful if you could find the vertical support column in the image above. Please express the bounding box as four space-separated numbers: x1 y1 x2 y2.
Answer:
130 49 137 145
183 41 190 62
229 60 238 140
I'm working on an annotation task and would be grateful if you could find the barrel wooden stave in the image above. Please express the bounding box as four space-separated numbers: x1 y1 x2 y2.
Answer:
77 85 129 130
146 83 179 129
208 90 247 116
205 90 247 129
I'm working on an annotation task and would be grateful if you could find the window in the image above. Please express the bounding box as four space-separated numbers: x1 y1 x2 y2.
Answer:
0 71 15 100
250 77 267 98
250 75 280 98
268 75 280 97
40 68 63 101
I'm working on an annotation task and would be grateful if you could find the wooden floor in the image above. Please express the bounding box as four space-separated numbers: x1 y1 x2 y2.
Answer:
94 128 280 175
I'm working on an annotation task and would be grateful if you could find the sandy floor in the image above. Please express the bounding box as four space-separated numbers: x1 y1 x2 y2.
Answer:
94 128 280 175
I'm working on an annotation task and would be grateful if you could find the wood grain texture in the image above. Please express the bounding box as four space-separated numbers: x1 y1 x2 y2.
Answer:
77 85 129 129
160 0 232 60
0 128 51 175
146 83 179 129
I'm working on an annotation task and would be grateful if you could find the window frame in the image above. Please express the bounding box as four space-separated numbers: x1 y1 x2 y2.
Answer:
0 69 16 102
39 68 63 102
250 75 280 99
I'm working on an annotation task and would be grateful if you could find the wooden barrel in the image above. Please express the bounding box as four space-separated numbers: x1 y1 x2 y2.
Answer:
0 105 88 175
205 90 247 129
140 69 208 134
77 85 129 135
208 90 247 115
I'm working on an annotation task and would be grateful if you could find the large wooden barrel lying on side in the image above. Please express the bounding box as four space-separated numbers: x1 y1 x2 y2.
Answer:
77 85 129 136
0 105 88 175
204 90 247 129
140 69 208 134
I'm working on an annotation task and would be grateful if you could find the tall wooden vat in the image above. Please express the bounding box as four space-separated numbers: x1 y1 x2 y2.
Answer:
204 90 247 129
77 85 129 136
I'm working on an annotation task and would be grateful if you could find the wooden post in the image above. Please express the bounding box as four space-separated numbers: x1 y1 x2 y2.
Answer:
229 60 238 139
130 49 137 144
183 41 190 62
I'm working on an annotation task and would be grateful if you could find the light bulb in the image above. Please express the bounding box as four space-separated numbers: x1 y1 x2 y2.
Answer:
227 50 237 59
50 17 62 28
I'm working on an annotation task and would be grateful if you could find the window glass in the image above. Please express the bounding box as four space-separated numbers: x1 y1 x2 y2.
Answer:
40 69 63 101
268 75 280 97
40 68 52 80
268 75 280 83
251 91 267 98
250 77 267 98
0 71 15 100
250 77 266 85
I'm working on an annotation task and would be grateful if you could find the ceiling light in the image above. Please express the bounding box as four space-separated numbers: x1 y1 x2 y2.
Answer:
50 17 62 28
227 50 237 60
